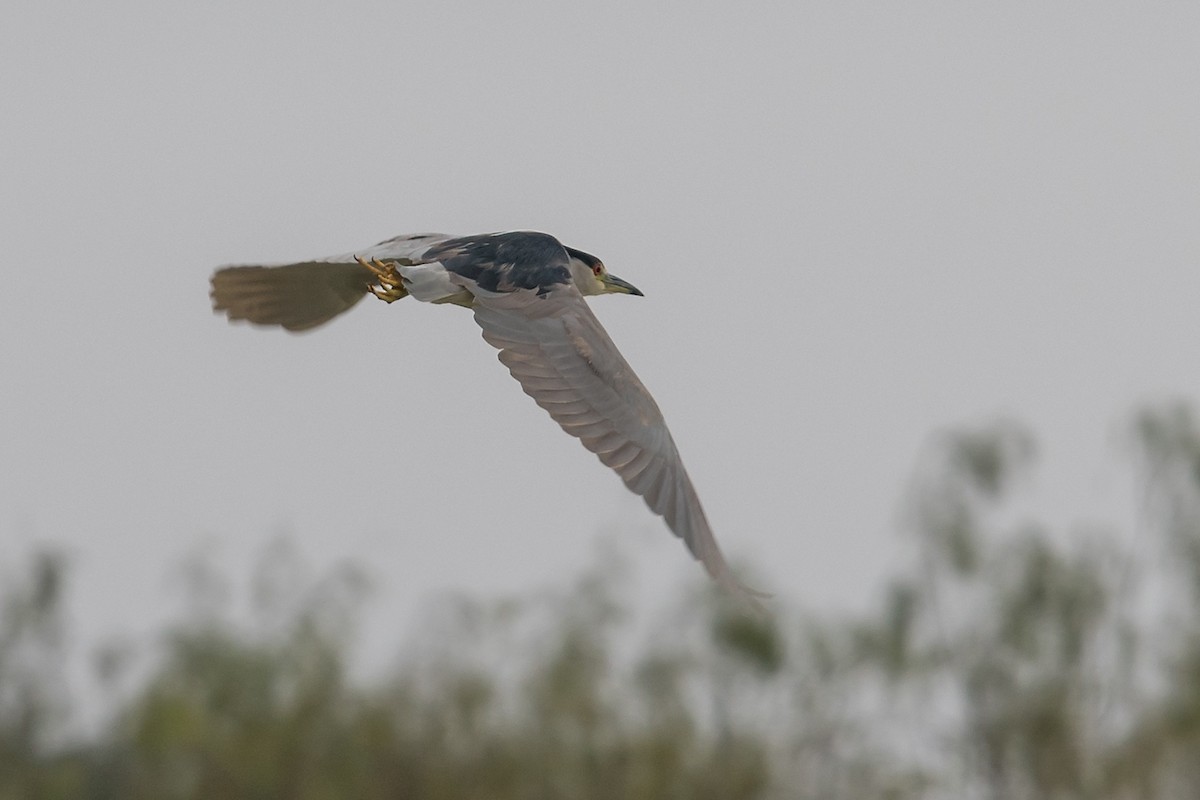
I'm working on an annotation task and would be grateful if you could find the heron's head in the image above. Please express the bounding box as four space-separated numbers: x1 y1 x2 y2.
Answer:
565 247 643 298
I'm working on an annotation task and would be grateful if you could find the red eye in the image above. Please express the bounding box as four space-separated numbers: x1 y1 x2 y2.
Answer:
593 264 603 276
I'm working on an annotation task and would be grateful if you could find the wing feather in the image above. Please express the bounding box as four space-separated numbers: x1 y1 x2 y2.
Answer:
210 233 458 331
470 286 766 608
210 261 375 332
599 442 642 470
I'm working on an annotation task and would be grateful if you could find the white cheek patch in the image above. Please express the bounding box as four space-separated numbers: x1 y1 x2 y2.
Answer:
566 257 604 296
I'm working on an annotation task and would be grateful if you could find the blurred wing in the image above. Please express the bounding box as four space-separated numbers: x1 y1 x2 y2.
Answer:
471 286 765 607
211 261 374 331
210 233 455 332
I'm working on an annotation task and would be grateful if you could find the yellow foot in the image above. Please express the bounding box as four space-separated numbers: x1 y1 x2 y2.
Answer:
356 255 409 303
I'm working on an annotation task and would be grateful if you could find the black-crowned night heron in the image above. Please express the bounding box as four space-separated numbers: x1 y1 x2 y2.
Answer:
211 231 764 607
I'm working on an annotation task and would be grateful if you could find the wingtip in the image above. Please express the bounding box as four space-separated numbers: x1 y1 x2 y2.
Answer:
716 571 773 616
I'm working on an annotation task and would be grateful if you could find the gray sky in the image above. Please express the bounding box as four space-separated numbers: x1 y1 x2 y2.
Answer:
3 2 1199 671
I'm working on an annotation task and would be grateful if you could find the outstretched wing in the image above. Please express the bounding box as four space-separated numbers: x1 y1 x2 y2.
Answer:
469 284 765 608
210 233 454 331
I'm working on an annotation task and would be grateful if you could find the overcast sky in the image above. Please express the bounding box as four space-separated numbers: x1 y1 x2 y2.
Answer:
3 2 1199 677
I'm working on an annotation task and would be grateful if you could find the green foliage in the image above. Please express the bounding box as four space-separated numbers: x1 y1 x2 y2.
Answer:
712 607 785 677
0 551 83 800
5 406 1200 797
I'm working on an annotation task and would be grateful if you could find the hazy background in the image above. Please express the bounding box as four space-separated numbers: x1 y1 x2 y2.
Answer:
3 1 1199 679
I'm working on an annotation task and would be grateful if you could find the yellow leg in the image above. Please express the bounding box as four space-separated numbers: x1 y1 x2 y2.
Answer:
356 255 409 303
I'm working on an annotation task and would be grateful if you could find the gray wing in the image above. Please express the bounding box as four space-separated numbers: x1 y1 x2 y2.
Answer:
470 285 766 607
211 233 454 331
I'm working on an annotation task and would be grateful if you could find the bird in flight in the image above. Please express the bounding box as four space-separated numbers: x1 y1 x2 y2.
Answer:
210 231 764 608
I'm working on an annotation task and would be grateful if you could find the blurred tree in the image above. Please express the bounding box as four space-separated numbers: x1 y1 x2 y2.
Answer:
3 406 1200 798
0 550 87 800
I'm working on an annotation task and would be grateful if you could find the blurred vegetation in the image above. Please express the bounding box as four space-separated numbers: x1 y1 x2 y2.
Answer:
4 405 1200 798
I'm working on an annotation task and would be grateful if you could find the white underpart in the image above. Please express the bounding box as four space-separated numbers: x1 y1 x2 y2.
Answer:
398 263 468 304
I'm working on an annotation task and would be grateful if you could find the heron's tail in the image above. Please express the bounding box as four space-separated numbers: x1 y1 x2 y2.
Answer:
210 260 381 332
